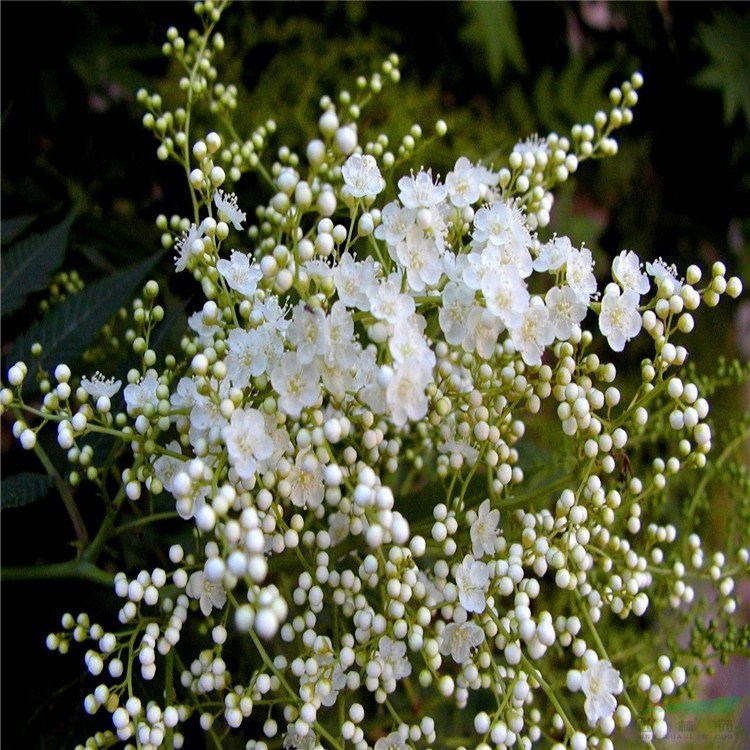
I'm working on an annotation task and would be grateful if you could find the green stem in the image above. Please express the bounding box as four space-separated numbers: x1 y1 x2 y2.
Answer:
687 423 750 519
82 484 128 564
12 406 88 547
575 592 656 750
0 559 113 586
114 511 179 536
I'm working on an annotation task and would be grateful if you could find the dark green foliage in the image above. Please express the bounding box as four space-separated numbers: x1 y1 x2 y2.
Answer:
694 9 750 126
1 211 74 316
7 253 160 384
0 473 54 508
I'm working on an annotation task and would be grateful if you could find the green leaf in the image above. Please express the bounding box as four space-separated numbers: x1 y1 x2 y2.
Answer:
1 211 75 316
694 10 750 125
7 253 160 383
1 214 35 245
1 473 54 508
461 1 526 85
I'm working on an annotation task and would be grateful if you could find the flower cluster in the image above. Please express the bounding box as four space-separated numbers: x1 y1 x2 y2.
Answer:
2 4 748 750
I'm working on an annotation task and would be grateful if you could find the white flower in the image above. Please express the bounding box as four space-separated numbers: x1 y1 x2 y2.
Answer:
398 169 447 209
333 253 380 311
566 246 598 304
445 156 482 208
581 660 623 726
374 732 407 750
462 307 504 360
370 272 416 324
439 621 485 664
80 372 122 399
341 153 384 198
283 726 317 750
271 352 321 419
225 328 261 386
395 226 443 292
374 201 417 247
599 283 642 352
151 441 184 494
612 250 650 295
287 450 324 509
187 310 220 347
439 281 477 345
174 223 203 272
388 315 434 366
216 250 262 296
510 299 555 367
470 499 500 557
287 302 329 364
545 285 588 341
185 570 226 617
324 301 358 369
224 408 274 480
385 357 432 427
482 269 530 329
471 202 532 276
375 636 412 681
646 257 683 294
213 189 246 230
123 373 159 415
533 235 572 273
455 554 490 614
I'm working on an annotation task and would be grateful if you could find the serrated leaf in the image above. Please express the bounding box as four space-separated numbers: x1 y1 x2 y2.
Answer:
1 214 35 245
7 253 160 385
694 10 750 125
461 1 525 84
1 473 54 508
1 211 74 316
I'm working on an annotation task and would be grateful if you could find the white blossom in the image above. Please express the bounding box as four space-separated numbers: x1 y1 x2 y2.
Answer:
439 621 485 664
599 283 642 352
370 272 416 324
224 408 274 480
566 246 598 304
545 285 588 341
375 635 412 681
395 226 443 292
581 660 623 726
341 153 384 198
214 189 246 230
271 352 321 419
216 250 262 296
385 357 432 426
533 235 572 273
398 169 447 209
439 281 477 345
287 450 325 509
646 257 683 294
455 554 490 614
124 373 159 415
510 299 555 367
80 372 122 399
185 570 227 617
287 302 329 364
445 156 482 208
332 253 380 311
374 732 407 750
174 223 203 272
612 249 650 295
470 499 500 557
374 201 417 248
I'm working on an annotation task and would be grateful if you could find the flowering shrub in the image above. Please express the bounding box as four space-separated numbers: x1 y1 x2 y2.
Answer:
2 3 749 750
